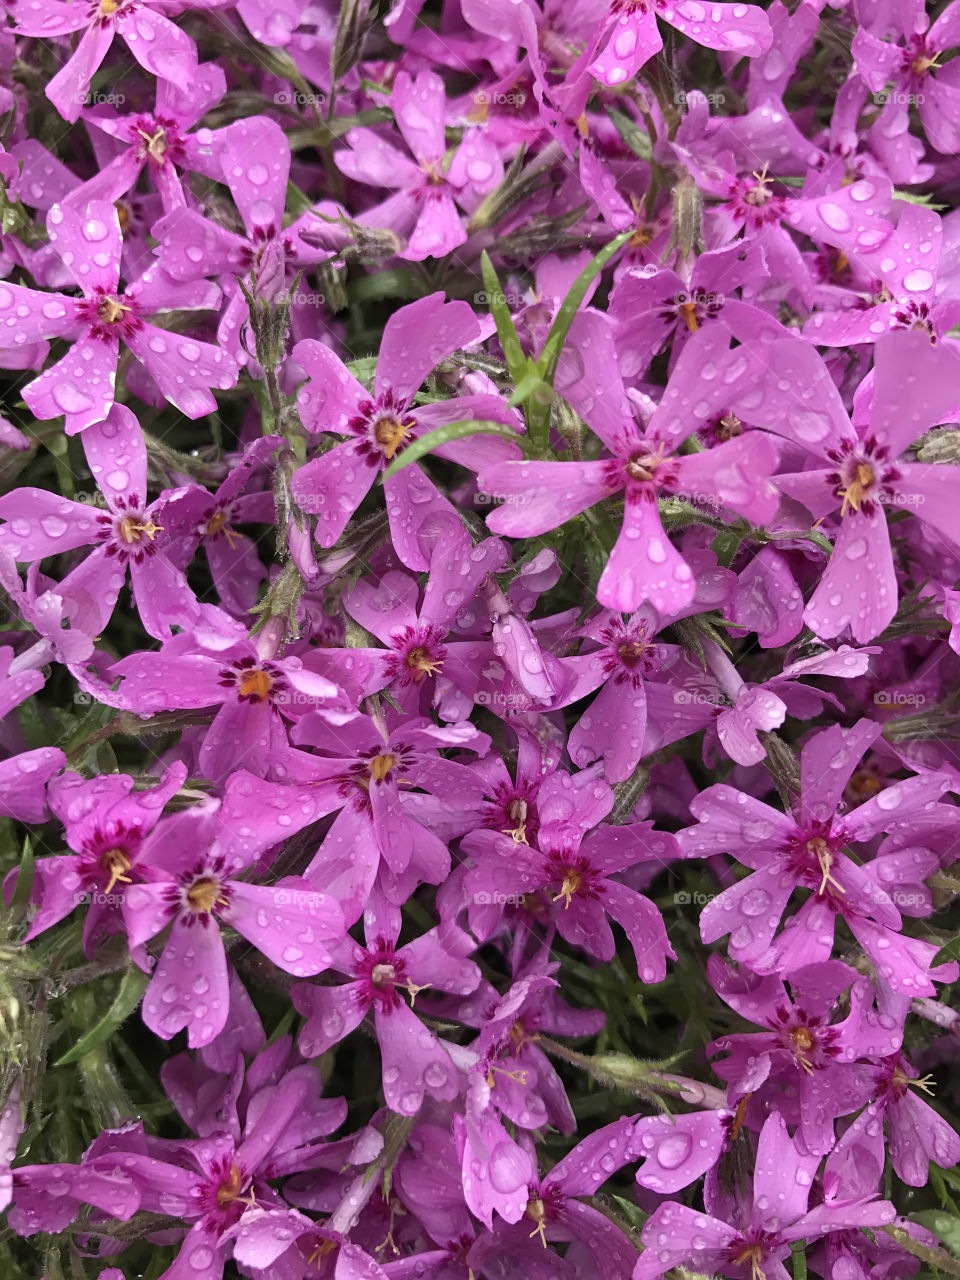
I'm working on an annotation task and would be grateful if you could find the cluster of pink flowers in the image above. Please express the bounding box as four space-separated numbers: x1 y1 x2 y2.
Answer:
2 0 960 1277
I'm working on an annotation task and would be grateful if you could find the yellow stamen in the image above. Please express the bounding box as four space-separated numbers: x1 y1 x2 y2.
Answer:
730 1093 751 1141
238 669 272 701
503 798 529 844
215 1164 256 1210
405 978 430 1007
679 300 700 333
405 646 442 682
840 462 875 516
526 1197 548 1248
118 516 162 544
790 1026 817 1075
204 509 240 549
97 296 131 324
186 877 225 915
100 848 132 895
306 1240 338 1268
100 0 118 13
368 753 396 783
553 868 583 909
807 837 846 897
734 1243 767 1280
374 415 413 460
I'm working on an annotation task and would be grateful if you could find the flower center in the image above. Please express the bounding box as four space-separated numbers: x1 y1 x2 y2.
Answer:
743 163 774 207
733 1242 767 1280
790 1025 817 1074
504 797 529 844
625 450 665 483
806 837 845 897
553 868 583 908
716 412 743 441
186 877 225 915
405 645 442 681
371 962 397 987
420 158 445 186
100 847 132 894
526 1195 548 1248
912 51 939 76
238 669 272 701
617 639 648 667
216 1164 244 1207
97 296 131 325
307 1240 339 1266
368 753 396 783
678 300 700 333
840 462 876 516
100 0 119 12
373 415 414 460
137 126 168 163
118 515 161 544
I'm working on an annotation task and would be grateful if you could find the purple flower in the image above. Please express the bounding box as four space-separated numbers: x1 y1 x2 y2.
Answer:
0 201 237 432
14 0 211 123
740 329 960 641
634 1111 896 1279
336 70 501 260
290 294 520 570
478 318 779 614
462 770 679 983
588 0 772 88
679 718 960 994
293 910 480 1115
121 771 345 1046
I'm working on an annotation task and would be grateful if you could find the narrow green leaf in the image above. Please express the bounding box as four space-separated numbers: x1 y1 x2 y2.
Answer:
54 966 149 1067
791 1240 808 1280
933 935 960 967
606 108 653 162
537 231 631 387
8 835 35 922
382 419 522 480
479 251 530 386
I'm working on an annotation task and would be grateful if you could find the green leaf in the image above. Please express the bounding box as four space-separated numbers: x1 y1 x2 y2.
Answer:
914 1210 960 1258
791 1240 808 1280
479 251 531 387
381 419 522 480
606 109 652 162
537 230 631 388
349 269 426 304
8 836 35 923
892 190 949 209
933 935 960 967
54 966 149 1067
